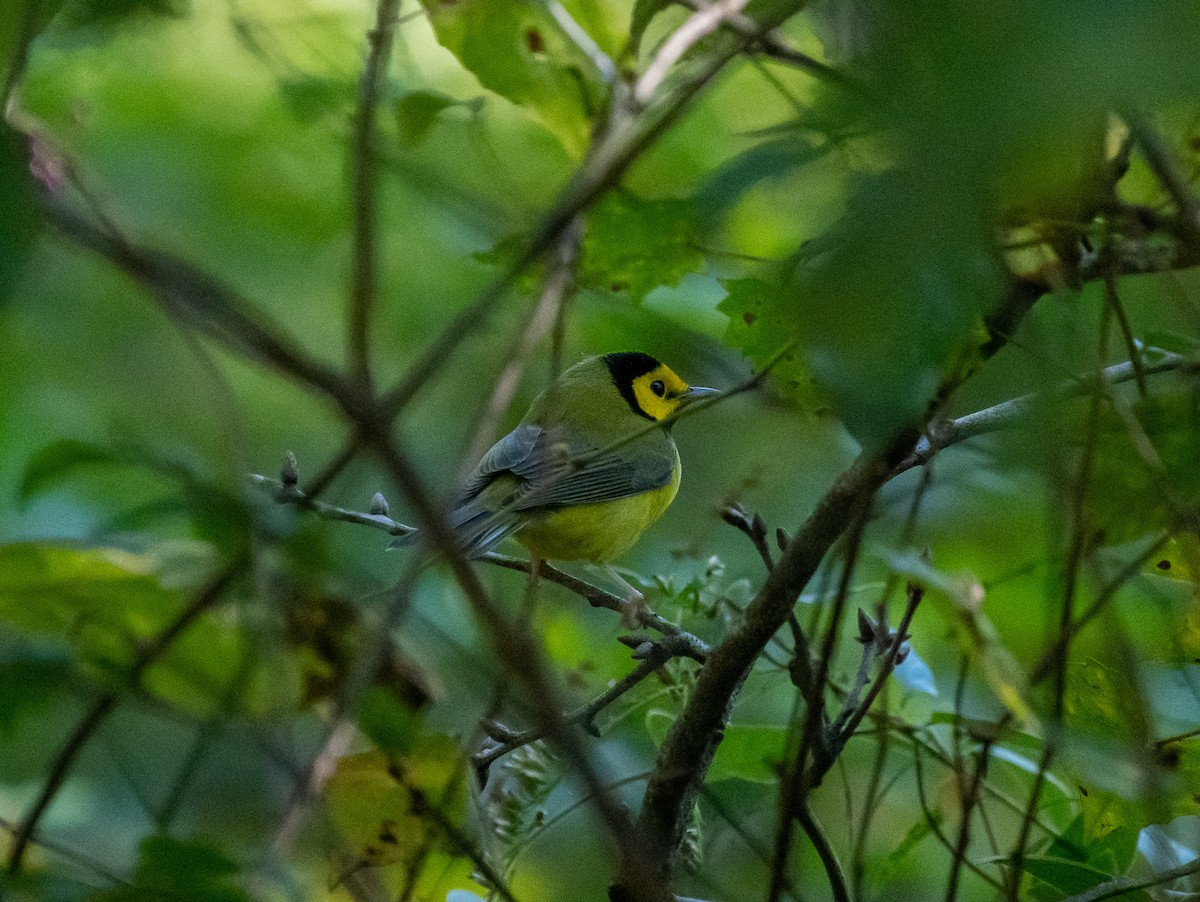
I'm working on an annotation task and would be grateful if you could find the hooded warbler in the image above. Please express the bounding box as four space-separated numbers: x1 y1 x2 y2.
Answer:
447 352 718 622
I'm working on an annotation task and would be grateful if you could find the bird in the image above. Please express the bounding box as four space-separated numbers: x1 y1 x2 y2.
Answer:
433 352 718 626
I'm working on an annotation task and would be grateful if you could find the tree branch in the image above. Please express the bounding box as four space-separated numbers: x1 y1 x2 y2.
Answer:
348 0 402 388
6 561 245 873
248 469 710 661
893 350 1192 476
474 633 697 774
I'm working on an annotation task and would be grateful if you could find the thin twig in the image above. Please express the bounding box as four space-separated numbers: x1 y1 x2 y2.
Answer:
1102 274 1147 397
248 472 710 660
894 350 1191 475
945 740 994 902
475 651 670 773
348 0 401 388
634 0 754 107
677 0 857 88
6 561 245 873
464 218 584 471
796 801 849 902
1061 856 1200 902
543 0 616 83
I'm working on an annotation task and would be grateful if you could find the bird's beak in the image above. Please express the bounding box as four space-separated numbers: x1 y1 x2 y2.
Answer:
678 385 721 406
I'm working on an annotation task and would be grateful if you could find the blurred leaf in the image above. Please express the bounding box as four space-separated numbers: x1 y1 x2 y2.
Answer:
0 869 92 902
0 641 72 736
697 133 828 223
0 125 40 303
277 74 354 121
325 744 462 877
792 168 1001 448
885 549 1033 724
0 543 179 653
395 90 462 146
421 0 597 155
1089 391 1200 545
629 0 670 54
326 751 424 871
646 710 784 783
1144 331 1200 357
579 193 705 302
717 277 820 407
1064 659 1142 738
20 439 250 553
1019 814 1146 901
93 834 248 902
19 439 122 505
55 0 189 30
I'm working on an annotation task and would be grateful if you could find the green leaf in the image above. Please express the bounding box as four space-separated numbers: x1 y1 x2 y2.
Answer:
0 543 181 656
885 549 1033 724
0 126 41 303
697 134 828 222
579 194 705 303
1089 391 1200 545
55 0 189 30
629 0 672 54
0 642 72 736
717 277 819 407
792 168 1001 449
18 439 121 505
93 835 248 902
421 0 597 155
395 90 463 146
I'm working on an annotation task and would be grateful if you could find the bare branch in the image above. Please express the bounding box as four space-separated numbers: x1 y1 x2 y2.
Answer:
347 0 402 388
6 561 245 874
474 636 694 774
894 350 1192 476
248 469 710 660
1061 856 1200 902
543 0 617 84
634 0 754 107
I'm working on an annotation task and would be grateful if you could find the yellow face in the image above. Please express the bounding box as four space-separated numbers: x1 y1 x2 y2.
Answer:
630 364 691 422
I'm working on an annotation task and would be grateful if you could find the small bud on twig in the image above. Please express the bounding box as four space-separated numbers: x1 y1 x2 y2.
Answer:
369 492 389 516
720 504 749 529
281 451 299 487
856 608 877 644
776 527 791 551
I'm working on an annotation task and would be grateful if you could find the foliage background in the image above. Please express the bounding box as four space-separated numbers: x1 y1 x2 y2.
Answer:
2 1 1200 901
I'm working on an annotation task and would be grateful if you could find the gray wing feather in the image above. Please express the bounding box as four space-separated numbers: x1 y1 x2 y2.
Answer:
450 423 674 557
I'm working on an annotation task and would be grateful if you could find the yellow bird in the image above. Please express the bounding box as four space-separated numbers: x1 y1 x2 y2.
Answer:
448 352 718 624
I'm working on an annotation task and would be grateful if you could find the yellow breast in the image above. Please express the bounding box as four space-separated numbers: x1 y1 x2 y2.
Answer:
514 461 681 563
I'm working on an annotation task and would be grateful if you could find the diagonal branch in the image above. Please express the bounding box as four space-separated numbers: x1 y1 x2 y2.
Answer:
6 560 245 874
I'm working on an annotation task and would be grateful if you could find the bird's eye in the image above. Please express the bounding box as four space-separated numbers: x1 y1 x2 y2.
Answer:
650 380 666 397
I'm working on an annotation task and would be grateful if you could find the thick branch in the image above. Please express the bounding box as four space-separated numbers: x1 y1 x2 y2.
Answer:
624 434 913 884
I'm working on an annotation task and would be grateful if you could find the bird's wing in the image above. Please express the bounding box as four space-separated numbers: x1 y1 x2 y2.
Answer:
518 440 676 509
448 423 675 557
456 423 543 506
